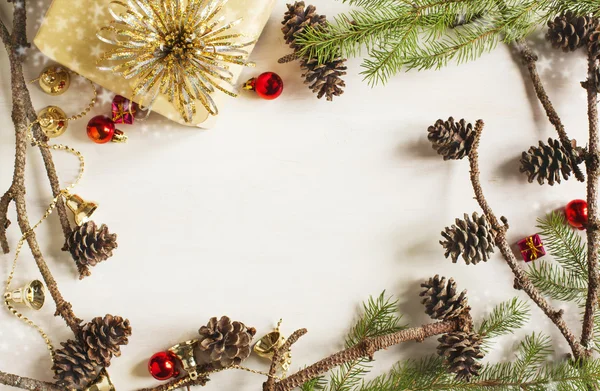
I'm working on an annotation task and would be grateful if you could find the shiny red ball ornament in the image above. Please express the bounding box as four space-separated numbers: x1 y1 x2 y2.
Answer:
565 199 588 230
243 72 284 100
86 115 127 144
148 351 180 381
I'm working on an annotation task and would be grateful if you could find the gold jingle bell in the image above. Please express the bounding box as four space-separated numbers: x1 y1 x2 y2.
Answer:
254 320 292 372
169 340 199 380
66 194 98 226
83 368 115 391
5 280 46 310
39 65 70 95
38 106 68 138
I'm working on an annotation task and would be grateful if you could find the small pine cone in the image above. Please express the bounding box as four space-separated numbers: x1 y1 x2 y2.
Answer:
590 25 600 59
420 275 469 320
427 117 476 160
80 315 132 367
282 1 327 49
520 138 577 186
437 332 484 381
441 213 495 265
63 221 118 279
546 11 598 52
195 316 257 369
52 339 97 390
301 57 347 101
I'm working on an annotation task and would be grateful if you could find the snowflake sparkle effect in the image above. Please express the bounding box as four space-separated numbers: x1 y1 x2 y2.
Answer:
97 0 255 123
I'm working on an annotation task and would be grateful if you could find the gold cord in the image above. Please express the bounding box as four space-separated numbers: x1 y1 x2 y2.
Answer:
4 99 88 358
162 365 284 391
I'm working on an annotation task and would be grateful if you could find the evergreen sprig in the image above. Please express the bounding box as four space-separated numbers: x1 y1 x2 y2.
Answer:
325 292 406 391
357 333 600 390
295 0 600 85
526 211 588 303
477 297 530 340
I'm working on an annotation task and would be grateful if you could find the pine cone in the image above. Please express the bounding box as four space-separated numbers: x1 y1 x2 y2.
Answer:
546 11 598 52
441 213 495 265
195 316 256 369
437 332 484 381
589 25 600 59
420 275 469 320
302 57 347 101
63 221 118 279
80 315 132 367
427 117 476 160
520 138 579 186
282 1 327 49
52 339 97 390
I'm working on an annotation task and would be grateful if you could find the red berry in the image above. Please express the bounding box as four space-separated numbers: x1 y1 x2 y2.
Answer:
148 351 180 381
87 115 116 144
253 72 284 100
565 199 588 230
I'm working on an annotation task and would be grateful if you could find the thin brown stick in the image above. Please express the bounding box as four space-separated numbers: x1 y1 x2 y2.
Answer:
468 120 586 360
269 317 465 391
517 40 585 182
0 370 63 391
0 188 13 254
2 0 82 333
581 49 600 353
263 329 307 391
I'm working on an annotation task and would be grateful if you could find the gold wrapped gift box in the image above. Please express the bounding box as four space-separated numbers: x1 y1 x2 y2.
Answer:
34 0 276 127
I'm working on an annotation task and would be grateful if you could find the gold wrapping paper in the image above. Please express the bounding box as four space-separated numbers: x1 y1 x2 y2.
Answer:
34 0 276 127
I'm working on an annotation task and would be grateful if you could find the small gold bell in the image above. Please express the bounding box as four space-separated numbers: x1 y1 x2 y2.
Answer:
83 368 115 391
38 106 68 138
254 320 292 372
169 340 199 380
5 280 46 310
66 194 98 226
39 65 70 95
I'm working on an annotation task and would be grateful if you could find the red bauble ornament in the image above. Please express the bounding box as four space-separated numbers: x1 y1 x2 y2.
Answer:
86 115 127 144
148 351 180 381
565 199 588 230
244 72 284 100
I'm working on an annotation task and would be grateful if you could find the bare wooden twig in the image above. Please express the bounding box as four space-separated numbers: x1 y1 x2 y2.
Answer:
0 371 63 391
580 49 600 353
468 120 587 360
517 40 585 182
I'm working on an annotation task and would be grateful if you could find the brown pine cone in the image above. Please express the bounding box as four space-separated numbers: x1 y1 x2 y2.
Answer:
195 316 256 369
302 57 347 101
63 221 118 279
590 25 600 59
79 314 132 367
52 339 97 390
437 332 484 381
520 138 578 186
427 117 476 161
546 11 598 52
441 212 495 265
420 275 469 320
282 1 327 49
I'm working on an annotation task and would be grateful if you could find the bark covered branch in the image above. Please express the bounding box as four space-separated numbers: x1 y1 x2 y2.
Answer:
0 371 63 391
468 120 586 360
580 49 600 352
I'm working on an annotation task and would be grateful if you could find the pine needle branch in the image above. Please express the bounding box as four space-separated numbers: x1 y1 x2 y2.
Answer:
527 261 587 303
477 297 530 339
325 292 406 391
536 211 588 278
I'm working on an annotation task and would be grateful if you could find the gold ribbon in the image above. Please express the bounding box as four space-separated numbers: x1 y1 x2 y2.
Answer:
524 236 543 260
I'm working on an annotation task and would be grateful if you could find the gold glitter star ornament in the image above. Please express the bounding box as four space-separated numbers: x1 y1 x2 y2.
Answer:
97 0 256 123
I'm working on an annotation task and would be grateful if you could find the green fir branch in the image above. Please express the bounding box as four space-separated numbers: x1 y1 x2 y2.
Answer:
527 261 587 303
301 376 327 391
325 292 406 391
357 338 600 390
477 297 530 339
536 211 587 278
295 0 600 85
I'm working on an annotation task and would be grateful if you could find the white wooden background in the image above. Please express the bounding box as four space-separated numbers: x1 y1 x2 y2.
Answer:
0 1 593 390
